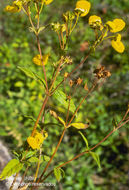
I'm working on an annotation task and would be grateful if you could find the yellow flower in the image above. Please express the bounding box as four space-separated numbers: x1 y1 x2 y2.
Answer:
89 15 103 30
5 1 22 13
27 137 40 149
5 5 19 13
106 19 125 33
89 15 102 25
64 72 69 78
35 132 44 144
27 131 48 149
33 54 49 66
44 0 53 5
75 0 91 17
111 34 125 53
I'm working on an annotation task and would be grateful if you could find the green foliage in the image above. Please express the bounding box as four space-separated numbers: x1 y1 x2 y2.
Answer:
79 131 89 150
28 157 39 163
53 90 76 113
54 167 65 182
18 66 46 87
0 159 23 180
0 0 129 189
90 152 101 169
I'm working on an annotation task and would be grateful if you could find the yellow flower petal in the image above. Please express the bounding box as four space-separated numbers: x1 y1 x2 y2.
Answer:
44 0 53 5
89 15 103 30
113 19 125 32
106 19 125 33
4 5 19 13
35 132 44 144
5 1 22 13
33 54 49 66
89 15 102 25
75 0 91 17
27 137 40 149
111 34 125 53
43 130 48 140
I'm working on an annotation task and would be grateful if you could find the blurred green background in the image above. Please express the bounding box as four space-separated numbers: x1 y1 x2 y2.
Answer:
0 0 129 189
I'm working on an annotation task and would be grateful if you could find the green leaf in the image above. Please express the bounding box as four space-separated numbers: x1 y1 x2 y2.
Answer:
0 159 23 180
79 131 89 150
38 26 45 34
23 150 36 159
28 157 39 163
17 66 46 88
53 90 76 113
15 81 24 87
43 155 50 162
60 168 65 178
58 116 66 126
69 123 89 129
90 152 101 169
54 168 61 182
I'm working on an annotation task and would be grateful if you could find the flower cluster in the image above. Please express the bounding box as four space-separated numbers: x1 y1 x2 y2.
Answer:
27 131 48 149
106 19 125 53
4 1 22 13
4 0 53 13
88 15 125 53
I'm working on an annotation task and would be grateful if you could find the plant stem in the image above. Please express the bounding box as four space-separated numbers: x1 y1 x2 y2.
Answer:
57 31 63 49
18 166 29 188
37 128 66 182
49 62 62 92
9 173 19 190
34 148 42 182
65 95 71 125
70 13 79 34
31 95 49 136
36 35 49 92
67 81 97 126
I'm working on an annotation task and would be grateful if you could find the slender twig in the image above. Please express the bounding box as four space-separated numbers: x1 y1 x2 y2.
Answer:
36 2 40 29
49 62 62 92
37 128 66 182
9 173 19 190
31 95 49 136
34 148 42 182
65 95 71 125
18 165 29 188
61 30 64 50
70 13 79 34
67 81 97 126
57 31 63 49
36 35 49 92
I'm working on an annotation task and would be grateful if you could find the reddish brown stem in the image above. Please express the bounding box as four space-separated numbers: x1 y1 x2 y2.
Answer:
67 81 97 126
31 95 49 136
36 35 49 92
37 128 66 182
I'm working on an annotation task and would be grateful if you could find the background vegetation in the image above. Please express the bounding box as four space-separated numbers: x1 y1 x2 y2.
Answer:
0 0 129 189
